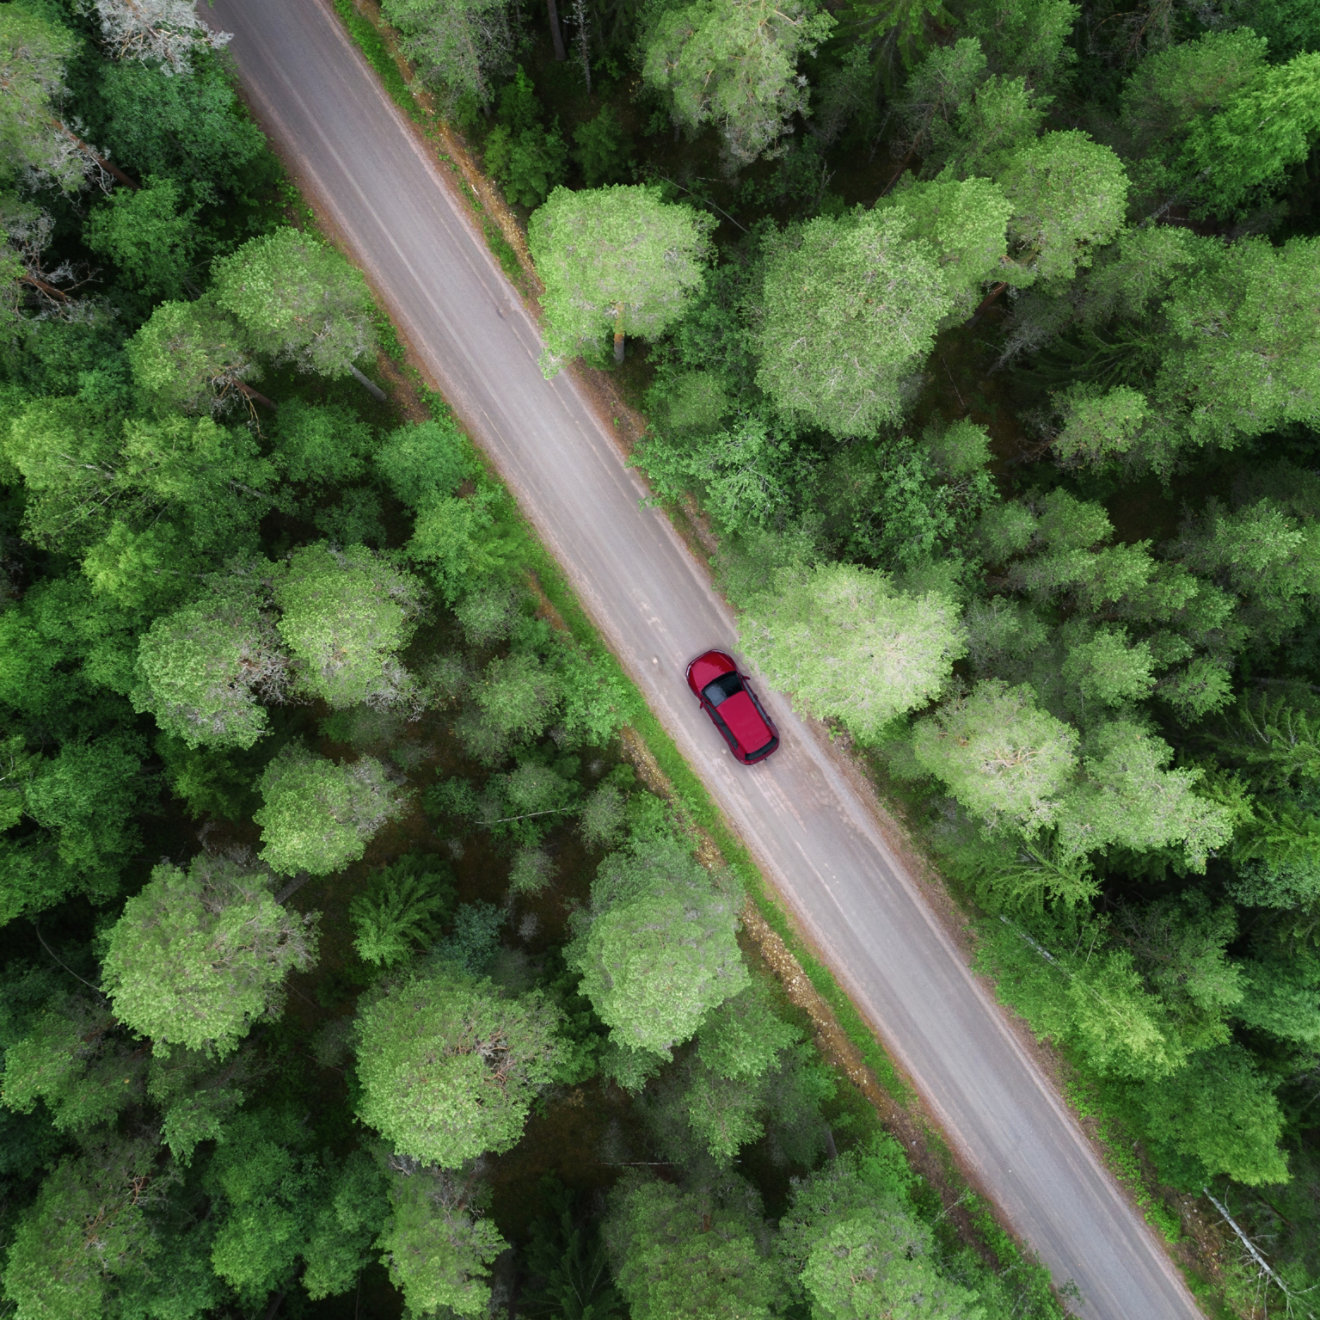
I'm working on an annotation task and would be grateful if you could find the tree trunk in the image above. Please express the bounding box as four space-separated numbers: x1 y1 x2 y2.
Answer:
546 0 567 62
613 304 626 364
348 361 388 402
969 281 1009 322
55 120 139 191
236 379 278 410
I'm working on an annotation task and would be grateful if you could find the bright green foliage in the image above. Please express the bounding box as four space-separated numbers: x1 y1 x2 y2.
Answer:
1123 27 1266 137
375 415 475 507
349 854 455 967
407 488 515 602
83 175 198 299
879 174 1013 311
354 964 564 1165
757 208 953 435
254 743 407 876
81 519 204 614
960 0 1078 90
117 413 277 546
3 396 123 547
210 227 377 377
379 0 517 109
678 983 804 1164
22 733 145 890
1 1140 160 1320
133 575 287 749
455 649 563 764
977 918 1189 1080
566 834 748 1061
1051 383 1149 468
0 6 82 191
635 409 797 536
603 1177 782 1320
1154 237 1320 459
937 73 1047 178
530 185 714 366
1059 625 1157 709
743 561 966 741
1057 720 1234 869
1129 1044 1289 1186
126 299 259 415
275 542 424 711
1236 949 1320 1050
894 36 988 161
376 1167 508 1317
203 1108 320 1300
266 399 374 489
641 0 835 169
800 1213 986 1319
146 1045 251 1165
1 993 143 1135
96 53 270 199
912 680 1078 833
1182 51 1320 215
100 854 318 1056
998 131 1129 286
302 1150 390 1301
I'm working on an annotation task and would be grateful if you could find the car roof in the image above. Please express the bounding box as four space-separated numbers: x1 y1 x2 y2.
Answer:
717 689 773 753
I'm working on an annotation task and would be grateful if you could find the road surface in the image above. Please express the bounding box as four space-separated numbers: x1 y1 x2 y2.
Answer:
204 2 1205 1315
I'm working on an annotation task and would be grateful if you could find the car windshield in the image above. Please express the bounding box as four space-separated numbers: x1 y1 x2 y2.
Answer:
701 672 742 708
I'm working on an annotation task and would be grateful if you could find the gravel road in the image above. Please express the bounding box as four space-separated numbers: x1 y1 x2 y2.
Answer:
204 2 1206 1314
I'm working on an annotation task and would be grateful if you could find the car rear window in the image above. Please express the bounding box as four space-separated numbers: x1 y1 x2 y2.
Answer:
702 672 742 707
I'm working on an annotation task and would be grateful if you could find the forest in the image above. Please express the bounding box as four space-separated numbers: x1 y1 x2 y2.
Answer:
1 0 1319 1316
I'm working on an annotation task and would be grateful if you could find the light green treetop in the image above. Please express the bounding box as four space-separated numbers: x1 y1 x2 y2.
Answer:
1057 719 1235 869
567 834 749 1060
912 680 1078 833
354 965 564 1166
529 184 714 367
254 743 407 876
0 6 84 191
210 227 377 378
274 542 423 711
379 0 516 109
998 130 1129 286
743 560 966 741
603 1176 782 1320
757 208 954 435
100 854 317 1056
641 0 835 169
376 1166 508 1318
132 572 287 749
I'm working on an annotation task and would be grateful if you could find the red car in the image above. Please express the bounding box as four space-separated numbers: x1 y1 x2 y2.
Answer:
685 650 780 764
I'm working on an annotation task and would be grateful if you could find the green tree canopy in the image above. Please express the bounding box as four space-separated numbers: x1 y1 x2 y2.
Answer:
132 571 288 749
640 0 835 169
757 208 954 435
530 184 714 366
376 1166 508 1317
0 5 85 192
566 834 749 1061
379 0 517 109
354 964 564 1166
912 680 1078 833
274 542 424 711
101 854 318 1056
254 743 407 876
998 130 1129 286
210 227 377 379
743 561 966 741
126 299 260 415
603 1176 782 1320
